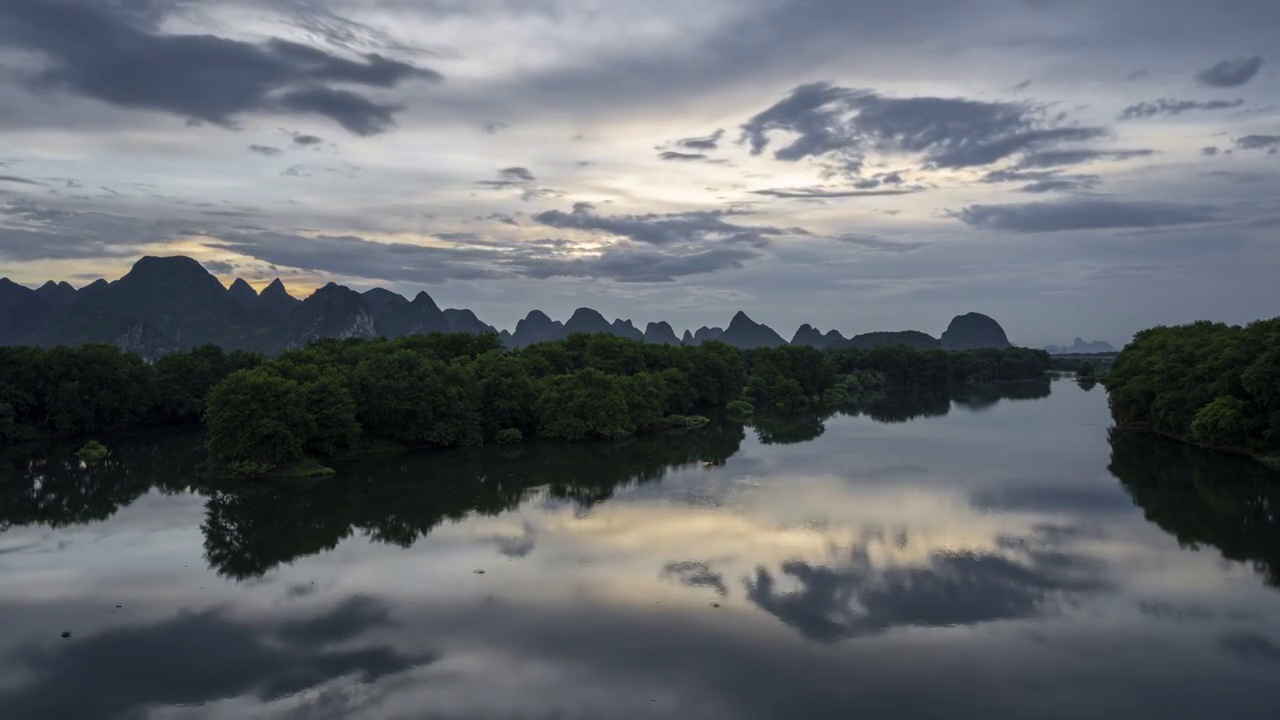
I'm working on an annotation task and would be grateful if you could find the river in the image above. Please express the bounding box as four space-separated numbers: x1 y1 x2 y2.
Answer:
2 375 1279 719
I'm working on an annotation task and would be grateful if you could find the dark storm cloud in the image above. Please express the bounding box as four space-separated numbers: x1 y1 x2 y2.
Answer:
1235 135 1280 150
532 204 790 246
1014 148 1156 169
659 151 710 161
744 531 1108 642
249 144 284 156
1118 98 1246 120
676 129 726 151
955 199 1220 232
1195 56 1265 87
750 186 917 199
0 0 438 135
0 597 435 719
740 82 1109 175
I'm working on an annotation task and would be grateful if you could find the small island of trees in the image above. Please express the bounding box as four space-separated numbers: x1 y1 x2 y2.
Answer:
0 334 1050 476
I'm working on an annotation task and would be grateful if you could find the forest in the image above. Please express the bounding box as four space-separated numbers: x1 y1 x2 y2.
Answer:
1104 317 1280 465
0 333 1050 475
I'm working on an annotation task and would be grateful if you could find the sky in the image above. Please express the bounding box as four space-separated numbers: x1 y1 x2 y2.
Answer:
0 0 1277 346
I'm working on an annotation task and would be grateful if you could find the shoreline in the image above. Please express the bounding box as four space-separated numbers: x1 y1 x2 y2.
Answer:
1114 423 1280 470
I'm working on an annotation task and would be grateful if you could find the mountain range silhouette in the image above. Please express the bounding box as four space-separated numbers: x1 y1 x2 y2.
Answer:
0 256 1016 359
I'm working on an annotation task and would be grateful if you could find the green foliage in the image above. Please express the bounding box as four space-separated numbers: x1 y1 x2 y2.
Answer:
1105 318 1280 454
496 428 524 445
76 440 109 462
1190 396 1251 448
2 333 1053 475
204 367 310 474
536 369 637 441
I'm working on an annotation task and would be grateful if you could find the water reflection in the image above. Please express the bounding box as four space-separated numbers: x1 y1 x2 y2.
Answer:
5 381 1280 720
0 596 435 719
745 524 1110 642
1108 428 1280 587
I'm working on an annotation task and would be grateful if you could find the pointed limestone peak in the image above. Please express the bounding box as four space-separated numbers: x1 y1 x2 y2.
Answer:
227 278 259 309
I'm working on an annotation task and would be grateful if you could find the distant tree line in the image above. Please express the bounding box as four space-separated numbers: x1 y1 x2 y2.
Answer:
1104 318 1280 461
0 334 1050 474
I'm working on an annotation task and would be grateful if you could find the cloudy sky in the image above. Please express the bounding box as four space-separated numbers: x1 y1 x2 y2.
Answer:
0 0 1277 345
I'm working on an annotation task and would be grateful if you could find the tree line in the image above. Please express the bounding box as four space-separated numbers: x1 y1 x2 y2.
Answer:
1104 318 1280 462
0 333 1050 475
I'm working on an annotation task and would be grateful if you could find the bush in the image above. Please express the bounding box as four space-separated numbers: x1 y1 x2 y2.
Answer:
496 428 524 445
1190 396 1251 448
76 440 109 462
726 400 755 418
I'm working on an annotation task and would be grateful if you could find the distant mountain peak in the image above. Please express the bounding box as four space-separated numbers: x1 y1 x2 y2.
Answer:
722 312 787 349
941 312 1012 350
227 278 259 309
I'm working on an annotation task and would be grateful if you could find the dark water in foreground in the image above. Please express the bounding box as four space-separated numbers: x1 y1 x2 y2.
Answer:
3 377 1280 719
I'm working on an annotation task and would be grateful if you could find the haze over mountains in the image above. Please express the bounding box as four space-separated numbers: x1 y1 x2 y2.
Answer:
1 256 1019 359
1044 338 1119 354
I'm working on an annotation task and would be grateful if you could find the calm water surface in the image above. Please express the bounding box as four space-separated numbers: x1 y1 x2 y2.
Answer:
3 377 1280 719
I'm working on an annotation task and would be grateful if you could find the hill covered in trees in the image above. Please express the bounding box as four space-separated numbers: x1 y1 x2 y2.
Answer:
1104 318 1280 466
0 333 1050 475
2 256 1021 358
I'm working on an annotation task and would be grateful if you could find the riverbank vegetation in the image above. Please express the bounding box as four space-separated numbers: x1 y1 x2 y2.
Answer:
1104 318 1280 466
1 334 1049 475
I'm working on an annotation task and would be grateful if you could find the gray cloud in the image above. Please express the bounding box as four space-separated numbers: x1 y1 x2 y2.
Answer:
292 133 324 146
955 199 1220 232
740 82 1108 175
659 151 710 161
1014 148 1156 169
532 205 790 246
0 175 41 185
1019 175 1101 193
1195 56 1265 88
515 244 761 283
500 167 536 182
1236 135 1280 150
248 145 283 156
476 166 537 188
1119 98 1246 120
1201 146 1220 156
750 186 917 199
0 0 438 135
0 200 173 261
835 234 927 252
207 231 502 284
676 129 726 151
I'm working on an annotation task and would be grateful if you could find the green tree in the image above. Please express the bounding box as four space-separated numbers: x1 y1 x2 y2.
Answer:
205 367 309 473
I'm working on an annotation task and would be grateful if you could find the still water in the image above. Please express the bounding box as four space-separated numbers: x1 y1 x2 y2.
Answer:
3 377 1280 719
